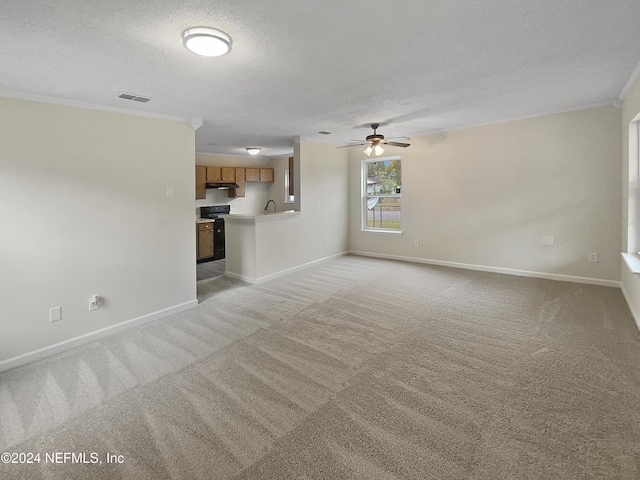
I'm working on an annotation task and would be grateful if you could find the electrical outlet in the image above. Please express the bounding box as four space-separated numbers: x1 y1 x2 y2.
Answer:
588 252 598 262
49 306 62 322
414 240 419 247
323 238 327 246
542 236 554 246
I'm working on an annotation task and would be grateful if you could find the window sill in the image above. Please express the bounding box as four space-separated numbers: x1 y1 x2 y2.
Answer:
360 229 403 235
621 252 640 273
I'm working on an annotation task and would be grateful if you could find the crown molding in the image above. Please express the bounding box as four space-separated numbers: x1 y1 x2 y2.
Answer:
619 60 640 101
189 118 203 130
301 100 617 147
0 88 194 126
406 100 617 139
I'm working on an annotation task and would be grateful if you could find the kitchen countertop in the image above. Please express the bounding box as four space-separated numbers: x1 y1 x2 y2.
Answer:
197 211 300 223
221 211 300 222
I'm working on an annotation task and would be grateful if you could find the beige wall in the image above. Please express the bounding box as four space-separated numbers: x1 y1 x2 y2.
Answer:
298 141 349 259
223 140 348 283
349 105 622 283
620 78 640 326
0 96 197 366
253 142 348 278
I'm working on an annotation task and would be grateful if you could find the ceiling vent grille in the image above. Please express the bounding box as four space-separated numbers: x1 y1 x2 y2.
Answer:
118 92 151 103
318 131 331 135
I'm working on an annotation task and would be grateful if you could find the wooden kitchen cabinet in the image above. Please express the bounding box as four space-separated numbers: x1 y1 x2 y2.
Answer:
229 167 245 198
245 168 260 182
245 167 274 183
221 167 235 182
195 166 207 200
259 168 274 182
206 166 221 183
197 222 214 260
197 164 273 200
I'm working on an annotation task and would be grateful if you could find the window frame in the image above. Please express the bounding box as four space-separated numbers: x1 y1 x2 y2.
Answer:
284 167 294 204
622 115 640 273
361 156 402 233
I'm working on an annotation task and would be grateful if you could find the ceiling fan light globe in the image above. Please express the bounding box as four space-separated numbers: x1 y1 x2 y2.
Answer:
374 144 384 156
364 145 373 156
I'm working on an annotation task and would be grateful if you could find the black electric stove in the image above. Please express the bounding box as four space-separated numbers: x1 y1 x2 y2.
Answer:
200 205 230 260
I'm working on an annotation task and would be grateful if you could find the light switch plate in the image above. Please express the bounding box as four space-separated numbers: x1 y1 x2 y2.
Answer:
89 295 100 311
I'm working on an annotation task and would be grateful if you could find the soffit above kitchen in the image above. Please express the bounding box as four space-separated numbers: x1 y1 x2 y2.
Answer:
1 0 640 156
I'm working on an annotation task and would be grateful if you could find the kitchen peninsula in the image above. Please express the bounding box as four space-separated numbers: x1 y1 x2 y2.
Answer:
222 210 301 283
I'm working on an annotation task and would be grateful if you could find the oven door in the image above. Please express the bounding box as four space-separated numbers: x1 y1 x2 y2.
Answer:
213 218 225 260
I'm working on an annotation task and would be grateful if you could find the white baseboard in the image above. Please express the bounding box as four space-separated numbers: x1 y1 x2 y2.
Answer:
0 299 198 374
349 251 621 288
226 251 348 285
224 271 259 284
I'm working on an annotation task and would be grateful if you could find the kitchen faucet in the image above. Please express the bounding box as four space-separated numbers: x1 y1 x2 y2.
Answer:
264 199 276 213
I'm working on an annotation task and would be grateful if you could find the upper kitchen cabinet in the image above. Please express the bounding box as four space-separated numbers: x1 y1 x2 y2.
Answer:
196 165 207 200
245 168 259 182
206 166 221 183
196 164 273 200
259 168 274 182
245 167 274 183
229 167 245 198
221 167 235 182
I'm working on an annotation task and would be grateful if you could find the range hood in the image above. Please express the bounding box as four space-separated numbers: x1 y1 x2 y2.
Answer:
206 182 239 190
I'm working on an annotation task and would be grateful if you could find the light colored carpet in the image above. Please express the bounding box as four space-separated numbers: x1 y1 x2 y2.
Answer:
1 255 639 479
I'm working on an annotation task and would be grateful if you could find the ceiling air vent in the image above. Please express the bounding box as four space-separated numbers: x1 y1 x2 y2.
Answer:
318 131 331 135
118 92 151 103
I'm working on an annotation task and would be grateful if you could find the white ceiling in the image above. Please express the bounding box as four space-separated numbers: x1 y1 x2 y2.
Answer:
2 1 640 157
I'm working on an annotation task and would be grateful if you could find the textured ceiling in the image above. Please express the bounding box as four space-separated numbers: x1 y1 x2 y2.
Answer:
2 1 640 157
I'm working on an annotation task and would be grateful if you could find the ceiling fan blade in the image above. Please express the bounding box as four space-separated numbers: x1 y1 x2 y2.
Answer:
344 125 410 149
336 143 368 149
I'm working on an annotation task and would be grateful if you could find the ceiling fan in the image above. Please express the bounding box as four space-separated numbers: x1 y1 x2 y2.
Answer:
338 123 411 156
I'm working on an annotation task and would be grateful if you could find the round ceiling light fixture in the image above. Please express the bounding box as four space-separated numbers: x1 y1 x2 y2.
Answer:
246 148 261 155
182 27 232 57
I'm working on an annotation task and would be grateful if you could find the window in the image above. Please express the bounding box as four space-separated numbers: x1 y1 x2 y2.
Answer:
622 116 640 274
627 117 640 253
284 156 294 204
362 157 401 231
284 168 294 203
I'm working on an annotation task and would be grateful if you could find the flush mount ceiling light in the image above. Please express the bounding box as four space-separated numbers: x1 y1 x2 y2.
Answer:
182 27 232 57
246 147 261 155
